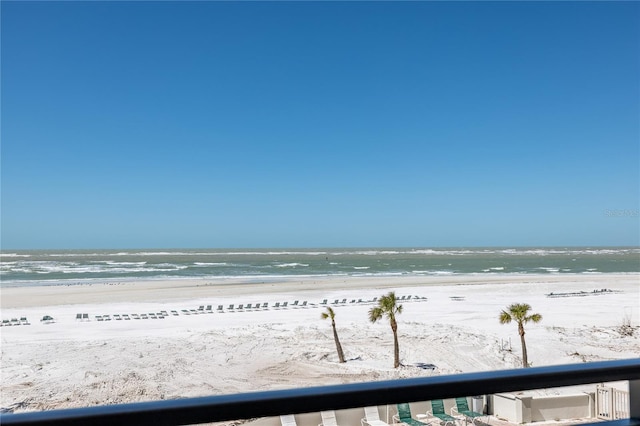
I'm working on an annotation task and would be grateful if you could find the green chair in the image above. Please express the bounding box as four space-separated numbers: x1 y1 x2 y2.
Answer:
451 397 487 425
427 400 458 426
393 403 428 426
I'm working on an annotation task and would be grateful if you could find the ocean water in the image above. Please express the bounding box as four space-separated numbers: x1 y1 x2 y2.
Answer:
1 247 638 287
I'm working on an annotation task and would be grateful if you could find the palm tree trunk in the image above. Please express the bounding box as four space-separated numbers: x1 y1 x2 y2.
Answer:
332 322 346 363
519 323 528 368
391 319 399 368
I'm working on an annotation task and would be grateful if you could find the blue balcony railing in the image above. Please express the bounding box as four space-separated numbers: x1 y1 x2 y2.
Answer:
1 358 639 426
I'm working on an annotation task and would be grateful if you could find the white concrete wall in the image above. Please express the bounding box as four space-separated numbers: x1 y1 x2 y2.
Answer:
491 393 595 423
492 394 520 422
530 393 594 421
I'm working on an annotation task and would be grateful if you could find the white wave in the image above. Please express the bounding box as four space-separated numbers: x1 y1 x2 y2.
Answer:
193 262 229 266
353 266 370 270
217 251 329 256
0 253 31 258
274 263 309 268
409 249 479 256
3 262 189 275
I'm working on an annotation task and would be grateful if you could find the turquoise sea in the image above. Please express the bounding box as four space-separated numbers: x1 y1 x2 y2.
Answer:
1 247 638 286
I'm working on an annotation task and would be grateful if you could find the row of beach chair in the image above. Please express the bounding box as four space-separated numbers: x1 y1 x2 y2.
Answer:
189 296 426 315
68 294 430 324
1 317 30 326
191 301 312 313
95 312 168 321
282 399 487 426
317 295 425 306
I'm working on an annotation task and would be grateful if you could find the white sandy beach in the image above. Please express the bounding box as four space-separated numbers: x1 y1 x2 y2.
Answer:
1 274 638 414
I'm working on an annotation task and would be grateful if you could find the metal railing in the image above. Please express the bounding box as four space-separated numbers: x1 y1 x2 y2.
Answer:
2 358 639 426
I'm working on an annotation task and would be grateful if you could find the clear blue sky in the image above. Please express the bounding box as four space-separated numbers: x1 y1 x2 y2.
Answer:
2 1 639 249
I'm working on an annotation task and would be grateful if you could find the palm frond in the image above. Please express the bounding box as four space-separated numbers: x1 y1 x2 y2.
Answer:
499 310 512 324
507 303 532 322
369 306 383 323
528 313 542 323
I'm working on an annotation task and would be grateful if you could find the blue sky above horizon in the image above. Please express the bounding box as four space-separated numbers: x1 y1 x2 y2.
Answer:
2 1 639 250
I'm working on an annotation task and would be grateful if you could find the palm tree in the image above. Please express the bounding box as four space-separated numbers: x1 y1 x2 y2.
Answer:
499 303 542 368
368 291 403 368
321 306 346 363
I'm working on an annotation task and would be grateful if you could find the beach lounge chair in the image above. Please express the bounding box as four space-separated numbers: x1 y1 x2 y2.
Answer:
76 313 83 321
82 313 89 321
217 305 224 312
2 319 10 326
96 315 104 321
451 397 486 425
262 302 268 309
301 301 308 307
319 410 340 426
393 403 429 426
206 305 213 313
281 415 297 426
427 400 458 426
11 318 20 326
361 406 389 426
41 315 55 324
321 299 328 305
274 302 281 309
123 314 130 320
